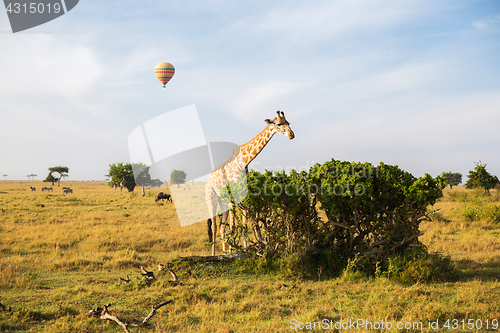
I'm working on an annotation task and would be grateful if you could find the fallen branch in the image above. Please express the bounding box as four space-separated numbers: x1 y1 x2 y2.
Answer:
87 304 129 333
133 301 172 327
87 301 173 333
157 264 182 286
119 275 130 283
140 266 155 282
175 252 249 263
166 266 180 285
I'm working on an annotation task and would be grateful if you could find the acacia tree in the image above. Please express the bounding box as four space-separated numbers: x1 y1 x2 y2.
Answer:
2 174 7 181
44 173 58 185
170 170 187 188
132 163 162 196
47 166 69 186
106 163 136 192
465 161 499 193
441 172 462 189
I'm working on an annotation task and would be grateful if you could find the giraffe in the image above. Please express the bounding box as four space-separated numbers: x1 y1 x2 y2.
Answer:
205 111 295 255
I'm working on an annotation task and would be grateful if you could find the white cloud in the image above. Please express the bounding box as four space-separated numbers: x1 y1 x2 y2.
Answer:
304 91 500 158
472 15 500 34
238 0 431 44
0 34 103 98
231 80 302 124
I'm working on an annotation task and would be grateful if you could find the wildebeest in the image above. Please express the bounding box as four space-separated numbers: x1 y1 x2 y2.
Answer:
63 188 73 194
155 192 172 203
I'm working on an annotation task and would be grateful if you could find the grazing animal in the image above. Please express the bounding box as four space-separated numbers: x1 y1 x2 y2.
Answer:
155 192 172 203
30 186 36 192
63 188 73 194
41 187 53 192
205 111 295 255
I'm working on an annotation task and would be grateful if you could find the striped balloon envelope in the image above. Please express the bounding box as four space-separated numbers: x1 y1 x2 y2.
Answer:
154 62 175 88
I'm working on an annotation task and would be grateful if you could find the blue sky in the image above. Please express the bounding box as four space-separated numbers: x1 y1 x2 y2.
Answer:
1 0 499 181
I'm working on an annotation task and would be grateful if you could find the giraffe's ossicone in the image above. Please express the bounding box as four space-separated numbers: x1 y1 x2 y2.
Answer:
205 111 295 255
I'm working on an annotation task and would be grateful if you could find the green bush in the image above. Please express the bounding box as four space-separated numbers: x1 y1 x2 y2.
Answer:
482 204 500 224
387 248 458 284
340 248 458 284
461 205 482 222
222 159 447 281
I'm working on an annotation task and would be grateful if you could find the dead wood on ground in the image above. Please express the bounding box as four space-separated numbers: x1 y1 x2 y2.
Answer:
87 301 172 333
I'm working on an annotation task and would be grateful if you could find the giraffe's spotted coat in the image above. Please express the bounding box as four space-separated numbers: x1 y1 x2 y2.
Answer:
205 111 294 255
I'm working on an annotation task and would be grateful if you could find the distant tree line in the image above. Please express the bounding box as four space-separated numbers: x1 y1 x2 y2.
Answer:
106 163 163 195
441 161 498 193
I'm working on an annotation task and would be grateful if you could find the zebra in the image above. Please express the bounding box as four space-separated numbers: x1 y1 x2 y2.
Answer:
30 186 36 192
42 187 53 192
63 188 73 194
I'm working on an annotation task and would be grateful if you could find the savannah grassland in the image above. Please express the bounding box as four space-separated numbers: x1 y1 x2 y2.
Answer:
1 181 500 332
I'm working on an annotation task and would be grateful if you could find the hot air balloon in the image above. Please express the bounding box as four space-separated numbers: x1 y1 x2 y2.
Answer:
154 62 175 88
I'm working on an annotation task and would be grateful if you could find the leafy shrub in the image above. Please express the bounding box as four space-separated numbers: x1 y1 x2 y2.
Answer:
461 205 482 222
341 248 458 284
482 204 500 224
386 248 458 284
222 160 446 280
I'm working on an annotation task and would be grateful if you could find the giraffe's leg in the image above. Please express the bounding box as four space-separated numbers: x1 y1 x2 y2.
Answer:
207 218 213 243
206 188 218 256
220 210 228 253
211 219 217 256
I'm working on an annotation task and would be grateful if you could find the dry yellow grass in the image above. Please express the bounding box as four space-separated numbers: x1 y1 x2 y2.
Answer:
421 186 500 268
1 181 499 332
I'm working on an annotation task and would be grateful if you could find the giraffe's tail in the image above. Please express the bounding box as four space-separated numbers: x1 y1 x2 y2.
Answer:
207 219 213 243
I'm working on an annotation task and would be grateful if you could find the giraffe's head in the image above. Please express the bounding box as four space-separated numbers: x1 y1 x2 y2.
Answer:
265 111 295 140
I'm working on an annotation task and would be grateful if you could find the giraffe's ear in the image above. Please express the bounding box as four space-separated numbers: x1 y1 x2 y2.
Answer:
265 119 274 124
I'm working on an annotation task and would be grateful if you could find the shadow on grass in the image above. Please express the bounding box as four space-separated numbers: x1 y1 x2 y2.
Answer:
456 258 500 281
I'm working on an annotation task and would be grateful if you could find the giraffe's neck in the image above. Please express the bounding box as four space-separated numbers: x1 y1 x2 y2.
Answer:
237 125 275 168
